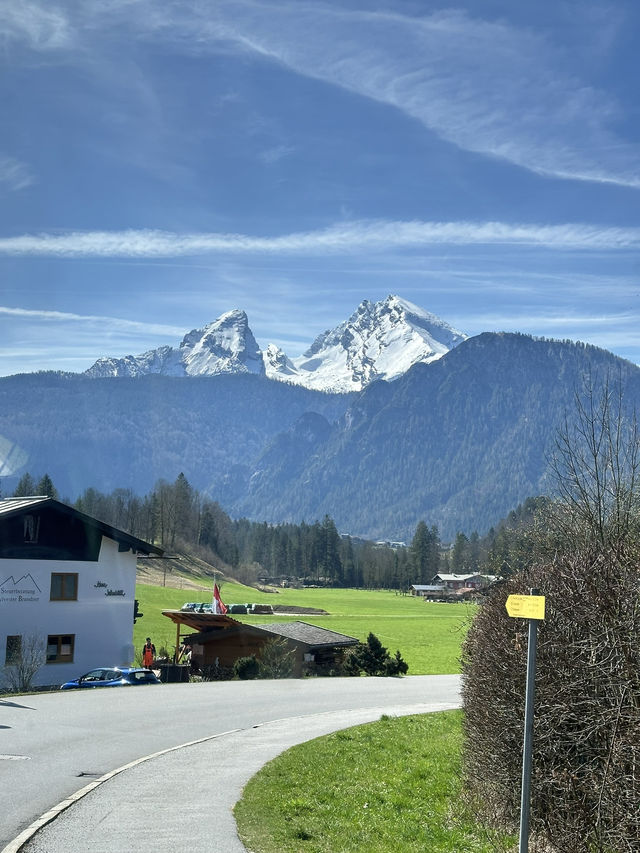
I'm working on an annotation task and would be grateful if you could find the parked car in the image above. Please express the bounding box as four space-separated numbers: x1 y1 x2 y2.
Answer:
60 667 161 689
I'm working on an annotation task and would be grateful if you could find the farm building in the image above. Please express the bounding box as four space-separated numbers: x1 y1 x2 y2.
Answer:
431 573 495 589
410 584 445 599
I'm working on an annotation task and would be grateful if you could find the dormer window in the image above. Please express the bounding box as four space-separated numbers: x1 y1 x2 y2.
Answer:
24 514 40 543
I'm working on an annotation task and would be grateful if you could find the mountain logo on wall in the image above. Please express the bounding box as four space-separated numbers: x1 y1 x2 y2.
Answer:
0 573 42 596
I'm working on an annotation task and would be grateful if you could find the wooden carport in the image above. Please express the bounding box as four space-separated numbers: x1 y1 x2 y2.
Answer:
162 610 359 676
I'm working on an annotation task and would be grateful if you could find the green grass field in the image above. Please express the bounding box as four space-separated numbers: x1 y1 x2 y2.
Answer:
234 710 511 853
133 581 473 674
134 578 485 852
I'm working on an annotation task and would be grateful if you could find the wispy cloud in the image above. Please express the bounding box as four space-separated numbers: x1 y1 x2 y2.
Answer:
4 2 638 188
259 144 295 164
0 220 638 257
0 156 35 192
0 306 184 337
0 0 74 50
460 311 637 330
140 1 640 188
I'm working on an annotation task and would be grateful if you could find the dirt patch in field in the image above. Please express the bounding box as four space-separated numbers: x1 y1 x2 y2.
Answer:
136 556 329 614
136 554 228 591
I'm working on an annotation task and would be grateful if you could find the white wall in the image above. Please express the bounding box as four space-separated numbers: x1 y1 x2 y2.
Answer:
0 536 137 688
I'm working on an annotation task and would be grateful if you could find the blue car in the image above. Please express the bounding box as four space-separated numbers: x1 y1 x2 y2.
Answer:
60 667 161 689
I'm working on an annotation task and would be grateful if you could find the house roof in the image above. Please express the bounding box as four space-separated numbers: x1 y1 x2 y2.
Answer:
257 621 359 648
432 573 482 582
161 611 359 650
411 584 445 591
162 611 240 632
0 496 163 555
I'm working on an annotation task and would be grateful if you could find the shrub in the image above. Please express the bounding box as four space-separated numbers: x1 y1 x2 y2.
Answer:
258 638 295 679
341 633 408 677
384 649 409 676
233 655 260 680
200 663 233 681
461 544 640 852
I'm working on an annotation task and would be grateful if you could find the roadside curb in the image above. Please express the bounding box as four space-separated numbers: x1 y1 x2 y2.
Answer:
1 728 242 853
4 701 461 853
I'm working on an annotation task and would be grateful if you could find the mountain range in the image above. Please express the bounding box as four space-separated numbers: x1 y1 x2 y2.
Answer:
1 296 638 542
85 295 467 393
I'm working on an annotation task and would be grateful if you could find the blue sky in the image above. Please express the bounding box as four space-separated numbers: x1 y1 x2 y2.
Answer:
1 0 639 376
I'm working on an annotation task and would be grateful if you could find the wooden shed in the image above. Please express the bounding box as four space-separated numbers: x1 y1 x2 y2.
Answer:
162 610 359 677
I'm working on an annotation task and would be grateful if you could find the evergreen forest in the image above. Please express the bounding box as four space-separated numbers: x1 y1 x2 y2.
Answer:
6 470 548 590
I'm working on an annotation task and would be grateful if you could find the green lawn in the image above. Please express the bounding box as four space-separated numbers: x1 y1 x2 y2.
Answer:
234 710 511 853
133 581 473 674
134 581 489 852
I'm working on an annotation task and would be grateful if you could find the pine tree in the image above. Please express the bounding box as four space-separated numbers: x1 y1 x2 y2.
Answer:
428 524 441 577
173 472 196 545
13 472 36 497
410 520 431 582
321 514 343 584
358 633 389 676
36 473 58 499
451 531 470 572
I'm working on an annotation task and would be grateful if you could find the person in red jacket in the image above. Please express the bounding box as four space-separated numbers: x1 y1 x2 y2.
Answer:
142 638 156 669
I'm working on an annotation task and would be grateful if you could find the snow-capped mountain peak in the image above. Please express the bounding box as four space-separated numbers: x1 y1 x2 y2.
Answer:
178 309 263 376
264 294 467 392
85 309 264 378
85 295 466 390
263 343 298 377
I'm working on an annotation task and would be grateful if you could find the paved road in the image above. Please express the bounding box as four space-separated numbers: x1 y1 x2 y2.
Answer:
1 675 460 852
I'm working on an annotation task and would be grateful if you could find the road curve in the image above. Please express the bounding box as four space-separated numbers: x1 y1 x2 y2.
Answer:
1 675 460 852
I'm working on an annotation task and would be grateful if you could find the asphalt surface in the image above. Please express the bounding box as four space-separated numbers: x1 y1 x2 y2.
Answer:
1 675 461 853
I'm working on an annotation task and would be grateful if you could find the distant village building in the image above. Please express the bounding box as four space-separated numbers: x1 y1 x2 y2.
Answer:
431 573 494 590
410 584 445 599
410 574 496 602
0 496 162 688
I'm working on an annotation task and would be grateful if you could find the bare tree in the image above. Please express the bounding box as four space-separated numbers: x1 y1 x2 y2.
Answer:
2 633 46 693
549 371 640 548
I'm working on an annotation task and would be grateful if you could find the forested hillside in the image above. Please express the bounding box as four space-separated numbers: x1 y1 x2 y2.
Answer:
7 471 550 590
231 333 640 539
0 371 351 499
1 332 638 540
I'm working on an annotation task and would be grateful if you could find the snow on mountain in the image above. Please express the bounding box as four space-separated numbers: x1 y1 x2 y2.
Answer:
85 310 264 378
85 296 466 390
264 295 467 392
262 343 298 378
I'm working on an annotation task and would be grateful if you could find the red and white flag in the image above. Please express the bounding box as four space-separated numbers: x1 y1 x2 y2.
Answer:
213 583 227 615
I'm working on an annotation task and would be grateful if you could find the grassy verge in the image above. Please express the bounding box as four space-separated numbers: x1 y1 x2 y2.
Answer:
234 710 511 853
134 582 472 674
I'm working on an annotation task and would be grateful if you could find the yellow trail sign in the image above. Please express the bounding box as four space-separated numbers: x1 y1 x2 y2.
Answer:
505 594 546 620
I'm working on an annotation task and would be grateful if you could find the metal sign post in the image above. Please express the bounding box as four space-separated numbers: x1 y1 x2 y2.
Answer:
506 588 546 853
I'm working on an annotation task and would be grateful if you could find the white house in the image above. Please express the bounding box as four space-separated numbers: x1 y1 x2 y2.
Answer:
0 496 162 689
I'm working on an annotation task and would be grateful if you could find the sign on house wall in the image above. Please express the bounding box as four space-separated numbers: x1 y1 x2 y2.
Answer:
0 572 42 604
